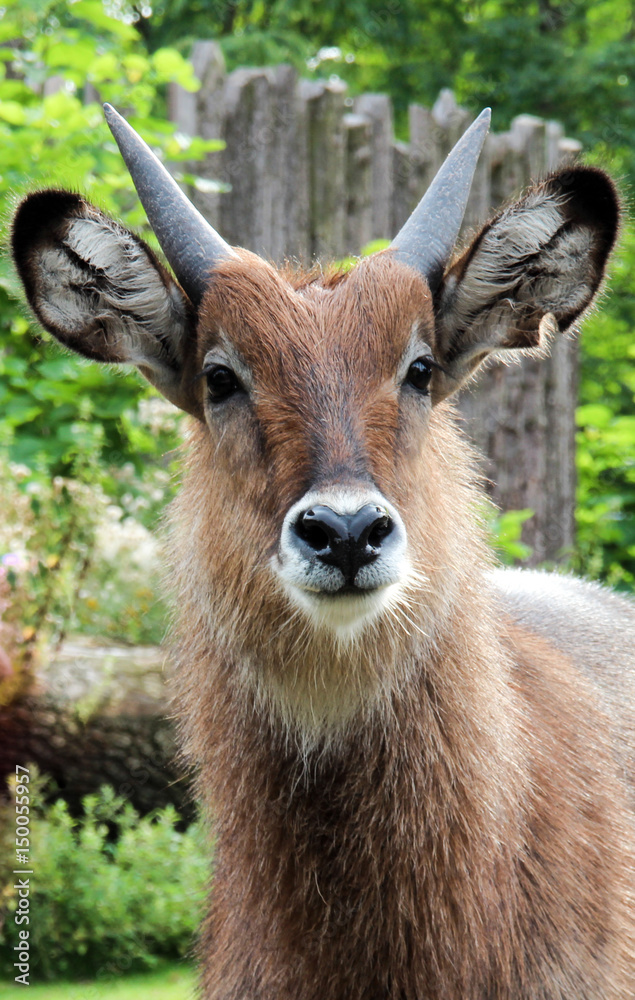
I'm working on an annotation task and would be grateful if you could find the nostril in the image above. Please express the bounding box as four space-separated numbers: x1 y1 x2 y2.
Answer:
353 505 394 555
288 502 400 583
295 509 332 552
367 513 392 550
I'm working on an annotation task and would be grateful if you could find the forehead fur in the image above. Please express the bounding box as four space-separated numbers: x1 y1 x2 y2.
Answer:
194 250 436 504
197 249 434 374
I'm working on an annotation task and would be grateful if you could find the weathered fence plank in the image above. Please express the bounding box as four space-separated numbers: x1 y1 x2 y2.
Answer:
354 93 394 241
390 139 411 236
170 40 226 230
270 64 306 263
344 113 373 253
303 78 348 260
220 68 277 257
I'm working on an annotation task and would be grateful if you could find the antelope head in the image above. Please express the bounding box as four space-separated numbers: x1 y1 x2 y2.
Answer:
11 107 618 661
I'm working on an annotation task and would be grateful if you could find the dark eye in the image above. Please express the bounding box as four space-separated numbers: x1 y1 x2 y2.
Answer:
405 357 434 395
206 365 241 403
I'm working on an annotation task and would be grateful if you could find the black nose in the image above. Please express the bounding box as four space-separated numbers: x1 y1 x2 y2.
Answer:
293 504 394 584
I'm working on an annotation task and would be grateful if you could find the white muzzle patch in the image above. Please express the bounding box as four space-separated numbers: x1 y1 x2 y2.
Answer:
273 487 409 639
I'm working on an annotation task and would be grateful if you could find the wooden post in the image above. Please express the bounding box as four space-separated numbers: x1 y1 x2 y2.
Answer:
343 113 373 254
266 64 305 264
220 68 279 256
354 93 394 240
558 137 583 164
432 89 472 152
512 114 547 184
546 121 565 171
462 133 492 235
390 140 412 236
302 78 348 261
169 41 226 230
408 103 444 198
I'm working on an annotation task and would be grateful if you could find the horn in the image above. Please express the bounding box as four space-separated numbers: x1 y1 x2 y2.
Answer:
103 103 235 306
390 108 491 292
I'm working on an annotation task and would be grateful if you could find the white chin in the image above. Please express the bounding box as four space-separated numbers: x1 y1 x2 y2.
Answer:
285 583 400 641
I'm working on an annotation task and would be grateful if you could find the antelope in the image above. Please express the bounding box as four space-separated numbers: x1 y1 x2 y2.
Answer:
11 103 635 999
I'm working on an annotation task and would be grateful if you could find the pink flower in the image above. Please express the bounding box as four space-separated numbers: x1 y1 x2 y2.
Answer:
1 553 27 572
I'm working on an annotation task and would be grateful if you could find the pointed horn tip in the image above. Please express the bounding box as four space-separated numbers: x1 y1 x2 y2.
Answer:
386 105 493 280
449 107 491 155
103 103 131 139
469 107 491 136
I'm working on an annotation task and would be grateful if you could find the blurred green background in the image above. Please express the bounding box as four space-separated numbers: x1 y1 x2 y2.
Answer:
1 1 634 992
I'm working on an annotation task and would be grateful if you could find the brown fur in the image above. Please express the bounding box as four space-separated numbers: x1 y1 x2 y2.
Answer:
164 251 635 998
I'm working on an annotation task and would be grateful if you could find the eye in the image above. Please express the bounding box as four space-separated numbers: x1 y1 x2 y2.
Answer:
405 357 434 395
205 364 241 403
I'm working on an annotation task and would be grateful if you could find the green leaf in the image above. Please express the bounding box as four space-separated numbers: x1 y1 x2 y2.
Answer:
0 100 26 124
362 238 391 255
152 47 199 90
576 403 614 428
489 509 534 564
70 0 139 41
44 41 97 71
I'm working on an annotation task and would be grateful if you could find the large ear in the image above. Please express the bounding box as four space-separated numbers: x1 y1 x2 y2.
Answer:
11 190 200 416
432 167 620 399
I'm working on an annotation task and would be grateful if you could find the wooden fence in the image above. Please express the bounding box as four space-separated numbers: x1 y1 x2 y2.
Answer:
169 42 581 266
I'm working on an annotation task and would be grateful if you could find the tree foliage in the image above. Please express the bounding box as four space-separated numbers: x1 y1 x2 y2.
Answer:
134 0 635 169
0 0 217 487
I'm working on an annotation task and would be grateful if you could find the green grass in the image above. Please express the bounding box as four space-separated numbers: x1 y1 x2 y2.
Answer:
0 962 197 999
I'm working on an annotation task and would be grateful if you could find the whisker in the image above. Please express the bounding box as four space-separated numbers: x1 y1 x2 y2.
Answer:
270 606 303 643
387 606 412 639
393 603 429 639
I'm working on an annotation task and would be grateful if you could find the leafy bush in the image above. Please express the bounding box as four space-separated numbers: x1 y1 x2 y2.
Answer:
0 781 208 981
74 482 169 645
0 2 207 649
489 509 534 565
574 225 635 590
0 453 168 656
0 0 210 488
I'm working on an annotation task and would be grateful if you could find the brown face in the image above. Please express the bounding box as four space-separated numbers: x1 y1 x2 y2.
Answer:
190 250 439 638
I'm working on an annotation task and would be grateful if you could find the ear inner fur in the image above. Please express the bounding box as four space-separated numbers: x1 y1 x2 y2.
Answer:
11 189 202 416
432 167 619 396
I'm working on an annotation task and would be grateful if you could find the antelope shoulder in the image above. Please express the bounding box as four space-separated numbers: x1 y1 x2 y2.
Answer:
493 566 635 783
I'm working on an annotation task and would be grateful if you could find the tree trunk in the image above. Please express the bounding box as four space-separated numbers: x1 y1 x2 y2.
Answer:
0 640 191 820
